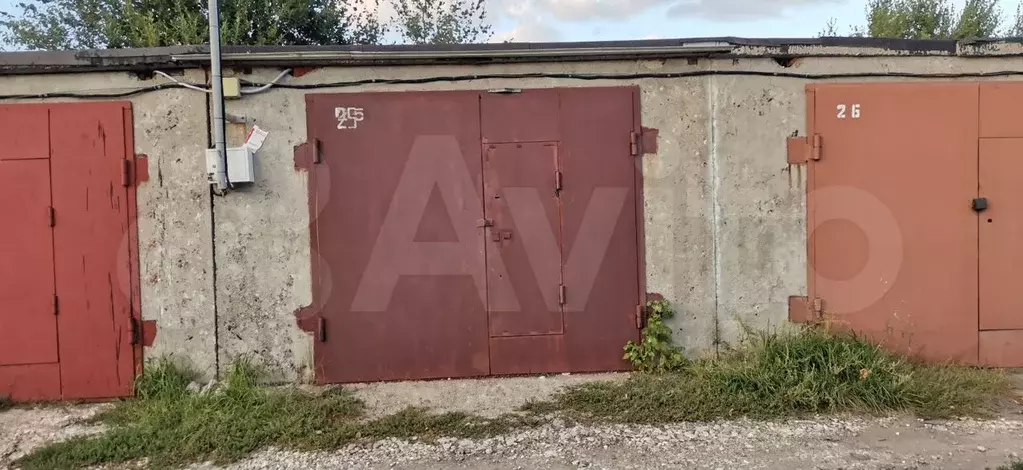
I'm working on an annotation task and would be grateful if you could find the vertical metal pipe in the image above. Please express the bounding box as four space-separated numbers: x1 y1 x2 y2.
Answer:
209 0 229 191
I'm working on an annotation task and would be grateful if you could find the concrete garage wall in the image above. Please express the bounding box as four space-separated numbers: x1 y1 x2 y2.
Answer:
217 53 1023 379
0 70 217 379
9 41 1023 381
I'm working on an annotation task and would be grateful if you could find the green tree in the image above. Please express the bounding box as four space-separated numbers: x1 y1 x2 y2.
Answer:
0 0 493 50
390 0 491 44
823 0 1011 40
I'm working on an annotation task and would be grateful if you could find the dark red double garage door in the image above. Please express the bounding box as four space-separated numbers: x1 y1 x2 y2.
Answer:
302 87 644 383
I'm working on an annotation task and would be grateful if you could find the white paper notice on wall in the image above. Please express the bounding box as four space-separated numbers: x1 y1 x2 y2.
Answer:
245 125 269 152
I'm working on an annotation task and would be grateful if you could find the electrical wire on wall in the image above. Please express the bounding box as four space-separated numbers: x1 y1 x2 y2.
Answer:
5 68 1023 101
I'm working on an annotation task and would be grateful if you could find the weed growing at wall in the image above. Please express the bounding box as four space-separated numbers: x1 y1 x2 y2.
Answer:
553 327 1011 423
623 299 688 373
0 395 11 411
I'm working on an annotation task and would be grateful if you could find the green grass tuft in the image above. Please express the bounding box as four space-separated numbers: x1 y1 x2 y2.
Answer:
17 360 537 470
999 460 1023 470
538 327 1012 423
0 394 12 412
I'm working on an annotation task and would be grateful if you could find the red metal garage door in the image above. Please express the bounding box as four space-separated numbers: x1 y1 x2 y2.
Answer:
303 87 642 383
0 102 141 401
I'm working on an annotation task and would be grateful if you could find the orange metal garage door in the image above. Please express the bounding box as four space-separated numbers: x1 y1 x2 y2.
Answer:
804 81 1023 367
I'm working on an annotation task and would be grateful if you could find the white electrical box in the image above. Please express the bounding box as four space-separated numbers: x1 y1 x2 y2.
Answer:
206 147 255 184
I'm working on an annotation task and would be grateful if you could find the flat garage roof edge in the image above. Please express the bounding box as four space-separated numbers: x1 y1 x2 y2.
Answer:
0 37 1018 75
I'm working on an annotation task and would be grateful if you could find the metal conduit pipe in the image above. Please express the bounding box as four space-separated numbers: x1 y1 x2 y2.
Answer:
208 0 229 192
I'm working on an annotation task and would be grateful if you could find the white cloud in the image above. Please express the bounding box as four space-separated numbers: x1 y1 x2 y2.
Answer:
492 19 563 42
483 0 844 45
667 0 846 20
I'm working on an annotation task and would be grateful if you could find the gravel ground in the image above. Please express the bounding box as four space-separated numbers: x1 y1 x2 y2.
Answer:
205 416 1023 470
0 403 109 464
3 373 1023 470
343 373 629 418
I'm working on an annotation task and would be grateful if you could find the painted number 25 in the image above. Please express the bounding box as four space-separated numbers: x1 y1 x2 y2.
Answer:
836 104 861 119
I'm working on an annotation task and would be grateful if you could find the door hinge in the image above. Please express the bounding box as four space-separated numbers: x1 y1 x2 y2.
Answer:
558 284 566 306
811 297 824 317
318 317 327 342
554 170 563 192
634 304 646 329
130 317 140 345
47 206 55 227
52 294 59 315
811 134 822 161
629 131 639 156
121 159 132 187
313 138 323 164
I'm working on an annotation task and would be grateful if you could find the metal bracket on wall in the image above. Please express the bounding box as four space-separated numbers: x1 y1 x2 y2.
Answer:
787 133 822 164
788 296 813 323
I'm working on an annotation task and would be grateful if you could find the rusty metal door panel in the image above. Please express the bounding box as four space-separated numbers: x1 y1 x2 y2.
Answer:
980 83 1023 138
558 87 640 372
484 142 564 337
0 364 61 401
0 105 49 160
978 138 1023 331
306 91 490 383
50 103 136 399
481 90 560 143
810 83 979 363
0 159 58 366
979 330 1023 367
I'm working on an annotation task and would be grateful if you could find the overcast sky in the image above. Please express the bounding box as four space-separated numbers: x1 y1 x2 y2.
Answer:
488 0 1023 42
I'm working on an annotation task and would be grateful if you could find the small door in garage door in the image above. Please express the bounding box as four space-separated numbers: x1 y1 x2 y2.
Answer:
481 88 642 376
484 141 564 339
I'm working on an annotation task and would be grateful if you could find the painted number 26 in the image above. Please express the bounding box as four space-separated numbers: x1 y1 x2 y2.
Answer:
836 104 861 119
